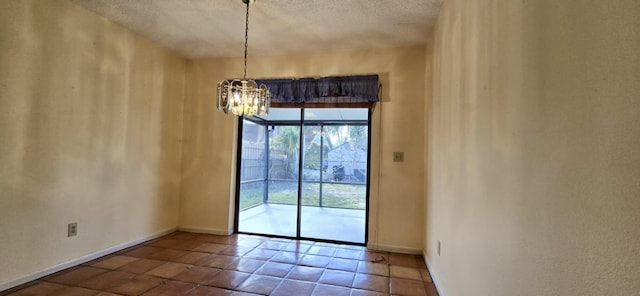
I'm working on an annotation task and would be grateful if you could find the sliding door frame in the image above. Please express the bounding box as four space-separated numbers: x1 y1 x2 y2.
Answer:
233 108 372 246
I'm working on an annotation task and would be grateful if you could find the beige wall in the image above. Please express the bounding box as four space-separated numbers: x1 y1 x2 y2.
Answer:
0 0 185 287
180 46 426 251
426 0 640 295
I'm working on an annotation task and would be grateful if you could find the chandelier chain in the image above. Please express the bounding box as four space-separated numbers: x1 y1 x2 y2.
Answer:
243 1 249 80
216 0 270 117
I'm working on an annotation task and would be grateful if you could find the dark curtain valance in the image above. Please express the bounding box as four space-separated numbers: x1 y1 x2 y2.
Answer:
256 75 379 105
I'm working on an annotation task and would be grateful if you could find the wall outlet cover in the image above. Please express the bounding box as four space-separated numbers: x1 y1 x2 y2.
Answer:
393 152 404 162
68 222 78 237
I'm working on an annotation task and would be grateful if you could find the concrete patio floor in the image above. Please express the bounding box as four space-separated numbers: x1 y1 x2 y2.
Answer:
238 203 365 244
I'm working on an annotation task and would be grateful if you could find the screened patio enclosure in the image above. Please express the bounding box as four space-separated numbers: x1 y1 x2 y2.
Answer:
235 108 370 244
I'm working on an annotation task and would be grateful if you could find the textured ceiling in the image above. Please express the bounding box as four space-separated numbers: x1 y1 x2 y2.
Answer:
70 0 442 59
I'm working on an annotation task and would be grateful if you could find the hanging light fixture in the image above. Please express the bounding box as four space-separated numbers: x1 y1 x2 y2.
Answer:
217 0 270 117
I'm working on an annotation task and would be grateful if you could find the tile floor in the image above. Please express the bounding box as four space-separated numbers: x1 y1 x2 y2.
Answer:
2 232 438 296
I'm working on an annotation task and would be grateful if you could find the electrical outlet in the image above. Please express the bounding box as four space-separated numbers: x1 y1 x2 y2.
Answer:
393 152 404 162
68 222 78 237
437 240 441 256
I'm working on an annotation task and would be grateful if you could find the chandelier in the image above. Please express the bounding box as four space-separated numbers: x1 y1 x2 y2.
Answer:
217 0 270 117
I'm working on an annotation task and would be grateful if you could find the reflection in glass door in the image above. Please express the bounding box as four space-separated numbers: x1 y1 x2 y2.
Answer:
236 108 369 244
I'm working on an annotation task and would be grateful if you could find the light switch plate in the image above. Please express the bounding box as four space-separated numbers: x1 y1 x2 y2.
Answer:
393 152 404 162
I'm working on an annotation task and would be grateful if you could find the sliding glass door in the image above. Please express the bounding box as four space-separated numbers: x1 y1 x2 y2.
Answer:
237 110 300 237
236 108 369 244
299 109 368 243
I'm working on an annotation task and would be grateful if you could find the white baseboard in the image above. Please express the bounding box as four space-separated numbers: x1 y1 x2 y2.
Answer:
423 249 445 296
178 226 233 236
366 243 423 255
0 227 177 292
